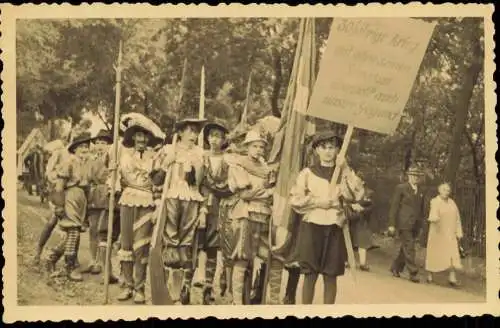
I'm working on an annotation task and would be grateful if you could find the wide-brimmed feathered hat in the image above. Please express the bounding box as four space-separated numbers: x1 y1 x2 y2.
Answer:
68 132 93 154
174 117 207 132
121 113 166 148
203 119 229 147
311 131 343 149
91 129 113 144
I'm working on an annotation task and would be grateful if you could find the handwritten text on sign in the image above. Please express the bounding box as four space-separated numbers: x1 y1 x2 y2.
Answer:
307 18 436 135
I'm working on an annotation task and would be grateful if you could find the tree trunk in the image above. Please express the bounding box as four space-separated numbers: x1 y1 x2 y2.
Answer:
270 48 282 118
464 130 482 184
444 60 482 184
444 18 483 184
404 129 418 172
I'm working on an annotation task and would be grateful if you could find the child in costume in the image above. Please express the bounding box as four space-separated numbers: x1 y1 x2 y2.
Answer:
81 129 113 276
226 130 276 305
151 117 206 305
290 131 365 304
215 127 248 301
45 132 93 282
197 119 234 304
115 113 165 304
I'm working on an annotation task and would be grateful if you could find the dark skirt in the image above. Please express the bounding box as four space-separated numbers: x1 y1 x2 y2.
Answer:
297 221 347 277
349 213 372 250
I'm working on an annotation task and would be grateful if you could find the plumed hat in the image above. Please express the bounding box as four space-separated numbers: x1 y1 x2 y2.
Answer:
121 112 166 148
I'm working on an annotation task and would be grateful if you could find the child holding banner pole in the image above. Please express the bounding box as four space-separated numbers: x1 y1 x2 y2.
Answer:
289 130 364 303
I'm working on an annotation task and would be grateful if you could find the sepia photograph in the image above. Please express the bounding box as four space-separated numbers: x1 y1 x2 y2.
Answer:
1 3 497 321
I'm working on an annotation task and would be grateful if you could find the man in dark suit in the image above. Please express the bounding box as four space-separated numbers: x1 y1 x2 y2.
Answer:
387 165 425 283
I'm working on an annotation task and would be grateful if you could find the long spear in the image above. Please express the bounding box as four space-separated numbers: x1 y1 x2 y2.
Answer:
177 58 188 110
241 70 253 128
199 65 206 121
149 57 189 305
193 65 205 270
103 40 123 305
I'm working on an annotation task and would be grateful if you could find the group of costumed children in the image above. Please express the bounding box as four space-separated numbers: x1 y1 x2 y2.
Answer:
38 108 371 305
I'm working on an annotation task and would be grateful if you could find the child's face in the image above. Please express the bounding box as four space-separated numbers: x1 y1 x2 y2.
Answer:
75 143 90 159
208 129 225 149
132 131 150 151
315 141 339 163
180 125 200 145
93 139 110 153
247 141 265 159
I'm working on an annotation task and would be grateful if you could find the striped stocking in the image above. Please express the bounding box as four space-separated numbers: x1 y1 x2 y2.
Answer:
268 258 283 304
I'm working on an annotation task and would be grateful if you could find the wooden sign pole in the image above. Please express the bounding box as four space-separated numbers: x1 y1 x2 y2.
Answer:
329 125 357 282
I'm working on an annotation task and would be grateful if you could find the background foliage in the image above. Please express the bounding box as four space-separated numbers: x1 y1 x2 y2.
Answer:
16 17 485 252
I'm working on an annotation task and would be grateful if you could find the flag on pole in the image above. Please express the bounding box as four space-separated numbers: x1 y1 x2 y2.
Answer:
268 18 317 237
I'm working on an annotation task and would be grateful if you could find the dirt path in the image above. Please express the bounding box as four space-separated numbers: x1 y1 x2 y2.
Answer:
17 191 485 306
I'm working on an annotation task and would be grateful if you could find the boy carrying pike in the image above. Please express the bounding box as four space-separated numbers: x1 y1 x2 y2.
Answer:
226 130 280 305
114 113 165 304
151 117 206 305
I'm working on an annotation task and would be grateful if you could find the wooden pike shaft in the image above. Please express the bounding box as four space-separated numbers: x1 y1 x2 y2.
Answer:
241 70 253 126
198 66 205 146
199 65 205 120
177 58 188 110
103 40 123 304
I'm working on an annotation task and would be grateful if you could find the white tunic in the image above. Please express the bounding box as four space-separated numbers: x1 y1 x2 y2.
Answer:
289 166 364 226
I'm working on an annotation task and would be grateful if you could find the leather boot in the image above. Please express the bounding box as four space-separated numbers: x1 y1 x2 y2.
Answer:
65 255 83 282
134 288 146 304
180 285 191 305
117 261 134 301
134 261 147 304
202 286 214 305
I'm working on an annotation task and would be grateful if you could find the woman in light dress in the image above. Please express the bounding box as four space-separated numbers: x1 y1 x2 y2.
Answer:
425 182 463 287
